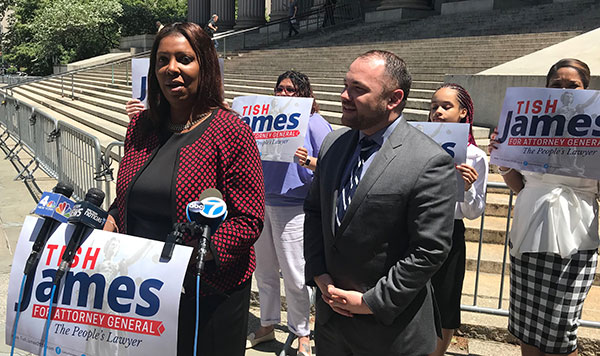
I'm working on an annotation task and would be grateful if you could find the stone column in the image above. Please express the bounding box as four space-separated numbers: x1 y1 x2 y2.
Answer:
210 0 236 30
197 0 211 26
236 0 267 28
270 0 289 21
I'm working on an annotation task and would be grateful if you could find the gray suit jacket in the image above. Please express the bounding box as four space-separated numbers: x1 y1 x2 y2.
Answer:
304 117 456 354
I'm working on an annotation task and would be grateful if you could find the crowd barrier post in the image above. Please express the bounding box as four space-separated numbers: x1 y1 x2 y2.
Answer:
98 141 124 211
4 98 23 160
0 94 9 149
71 73 74 100
497 188 514 309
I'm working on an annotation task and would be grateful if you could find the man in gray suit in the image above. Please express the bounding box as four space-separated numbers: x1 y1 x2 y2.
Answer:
304 50 456 355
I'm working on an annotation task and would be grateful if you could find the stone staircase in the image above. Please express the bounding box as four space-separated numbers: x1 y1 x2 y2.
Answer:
5 1 600 317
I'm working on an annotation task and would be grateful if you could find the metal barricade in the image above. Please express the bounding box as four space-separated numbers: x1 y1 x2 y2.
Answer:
56 121 103 202
461 180 600 329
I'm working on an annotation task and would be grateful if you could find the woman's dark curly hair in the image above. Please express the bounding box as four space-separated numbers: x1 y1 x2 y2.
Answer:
275 70 320 114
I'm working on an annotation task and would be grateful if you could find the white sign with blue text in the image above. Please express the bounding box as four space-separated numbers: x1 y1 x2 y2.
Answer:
410 122 469 202
490 87 600 179
232 95 313 163
5 216 192 356
132 58 150 107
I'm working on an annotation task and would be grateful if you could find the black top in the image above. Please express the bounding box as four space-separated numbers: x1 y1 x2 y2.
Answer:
205 19 217 36
128 118 213 241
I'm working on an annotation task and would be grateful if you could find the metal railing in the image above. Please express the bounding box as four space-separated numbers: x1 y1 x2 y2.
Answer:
56 121 104 202
0 93 105 207
461 181 600 329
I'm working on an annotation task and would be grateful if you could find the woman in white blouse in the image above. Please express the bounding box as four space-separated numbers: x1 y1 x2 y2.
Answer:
490 58 597 356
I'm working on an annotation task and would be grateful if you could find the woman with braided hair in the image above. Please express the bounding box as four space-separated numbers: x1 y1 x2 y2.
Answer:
246 70 332 356
427 83 488 356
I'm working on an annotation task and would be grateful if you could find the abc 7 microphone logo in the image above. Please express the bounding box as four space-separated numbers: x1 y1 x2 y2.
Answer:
200 198 226 218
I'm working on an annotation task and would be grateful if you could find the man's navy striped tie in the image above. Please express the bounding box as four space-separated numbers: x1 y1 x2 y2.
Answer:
336 137 379 227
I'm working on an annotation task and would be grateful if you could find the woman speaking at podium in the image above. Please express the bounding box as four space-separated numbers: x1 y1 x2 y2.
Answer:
103 22 264 356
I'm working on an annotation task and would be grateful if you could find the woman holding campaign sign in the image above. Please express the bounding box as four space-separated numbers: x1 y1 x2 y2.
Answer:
489 58 597 356
427 83 488 356
103 22 264 356
246 70 332 356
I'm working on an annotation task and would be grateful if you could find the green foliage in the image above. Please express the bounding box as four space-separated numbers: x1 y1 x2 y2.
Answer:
119 0 187 36
1 0 187 76
3 0 123 75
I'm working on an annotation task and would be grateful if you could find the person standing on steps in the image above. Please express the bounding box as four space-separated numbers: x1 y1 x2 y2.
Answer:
205 14 219 49
288 0 299 37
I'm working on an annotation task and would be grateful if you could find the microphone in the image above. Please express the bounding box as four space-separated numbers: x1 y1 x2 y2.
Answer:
186 188 227 273
54 188 107 284
24 182 75 275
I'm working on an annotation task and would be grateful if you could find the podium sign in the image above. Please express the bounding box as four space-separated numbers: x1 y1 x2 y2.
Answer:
6 216 192 356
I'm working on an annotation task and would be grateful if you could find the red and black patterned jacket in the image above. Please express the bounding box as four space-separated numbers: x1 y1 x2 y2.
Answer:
109 108 264 296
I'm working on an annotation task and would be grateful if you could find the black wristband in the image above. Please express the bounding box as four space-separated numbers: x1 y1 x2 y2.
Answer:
304 157 311 167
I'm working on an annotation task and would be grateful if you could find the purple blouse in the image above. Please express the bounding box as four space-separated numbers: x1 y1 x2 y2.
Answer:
262 113 332 206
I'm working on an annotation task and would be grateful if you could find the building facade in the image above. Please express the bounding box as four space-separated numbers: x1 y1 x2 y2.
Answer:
186 0 549 29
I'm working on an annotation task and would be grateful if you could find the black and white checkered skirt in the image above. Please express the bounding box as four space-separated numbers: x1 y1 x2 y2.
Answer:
508 250 597 354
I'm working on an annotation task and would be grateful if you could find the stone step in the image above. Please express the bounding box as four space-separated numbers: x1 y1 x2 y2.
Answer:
12 86 127 142
10 89 123 148
24 82 129 125
465 215 508 245
224 71 447 82
74 73 130 87
224 89 432 112
36 80 131 108
46 77 131 98
223 81 436 100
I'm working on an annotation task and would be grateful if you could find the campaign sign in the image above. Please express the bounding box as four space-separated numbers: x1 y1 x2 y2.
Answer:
232 95 313 162
410 122 469 202
132 58 150 107
490 87 600 179
6 216 192 356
